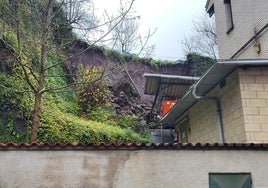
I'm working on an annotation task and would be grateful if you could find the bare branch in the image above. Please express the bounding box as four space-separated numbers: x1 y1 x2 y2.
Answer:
45 0 135 71
106 1 155 57
181 12 218 59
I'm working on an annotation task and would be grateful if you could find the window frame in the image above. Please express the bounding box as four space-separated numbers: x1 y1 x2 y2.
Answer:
209 172 252 188
175 117 189 143
224 0 234 34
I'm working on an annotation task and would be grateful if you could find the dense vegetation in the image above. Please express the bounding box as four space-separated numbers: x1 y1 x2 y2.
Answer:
0 1 213 144
0 44 149 143
185 52 216 77
0 42 150 143
0 0 149 144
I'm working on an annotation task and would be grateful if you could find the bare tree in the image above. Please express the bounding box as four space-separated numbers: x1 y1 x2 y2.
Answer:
107 1 156 57
181 13 218 59
0 0 135 142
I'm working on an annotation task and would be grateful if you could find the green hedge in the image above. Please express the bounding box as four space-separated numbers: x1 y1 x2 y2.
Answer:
38 102 149 144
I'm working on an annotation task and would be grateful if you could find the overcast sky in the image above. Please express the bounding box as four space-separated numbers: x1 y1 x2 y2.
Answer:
92 0 208 60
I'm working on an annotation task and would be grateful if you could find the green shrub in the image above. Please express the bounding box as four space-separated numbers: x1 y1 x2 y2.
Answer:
74 64 109 112
38 102 149 144
113 114 137 129
0 72 33 114
2 31 18 50
0 120 30 143
86 105 113 122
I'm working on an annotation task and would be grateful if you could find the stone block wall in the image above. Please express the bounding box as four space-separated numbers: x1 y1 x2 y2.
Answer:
218 69 245 142
239 67 268 142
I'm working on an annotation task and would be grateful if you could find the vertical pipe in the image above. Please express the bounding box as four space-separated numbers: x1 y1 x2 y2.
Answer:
192 86 224 143
214 99 224 143
161 125 163 143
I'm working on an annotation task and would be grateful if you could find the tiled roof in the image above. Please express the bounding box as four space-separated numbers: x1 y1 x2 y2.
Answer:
1 142 268 151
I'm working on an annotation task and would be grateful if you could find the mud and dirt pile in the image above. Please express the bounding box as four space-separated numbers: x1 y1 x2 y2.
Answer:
66 42 190 125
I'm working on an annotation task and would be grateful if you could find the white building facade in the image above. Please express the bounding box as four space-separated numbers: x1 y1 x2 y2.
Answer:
206 0 268 59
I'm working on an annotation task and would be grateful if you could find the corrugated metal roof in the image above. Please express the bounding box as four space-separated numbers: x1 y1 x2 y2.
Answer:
1 142 268 150
144 74 199 98
160 59 268 125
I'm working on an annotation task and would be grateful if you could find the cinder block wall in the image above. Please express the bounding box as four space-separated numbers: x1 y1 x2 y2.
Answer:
213 0 268 59
176 70 246 143
184 100 219 143
239 67 268 143
218 69 246 142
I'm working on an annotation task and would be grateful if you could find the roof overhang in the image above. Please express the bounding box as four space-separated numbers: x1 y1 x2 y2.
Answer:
144 74 199 98
160 59 268 126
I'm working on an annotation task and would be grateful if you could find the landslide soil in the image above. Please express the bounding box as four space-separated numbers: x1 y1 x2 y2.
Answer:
64 42 191 125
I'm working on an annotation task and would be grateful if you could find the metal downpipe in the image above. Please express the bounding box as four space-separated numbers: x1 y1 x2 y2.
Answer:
192 85 224 143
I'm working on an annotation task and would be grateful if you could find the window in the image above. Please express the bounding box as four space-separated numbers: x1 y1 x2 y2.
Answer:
224 0 234 33
209 173 252 188
175 117 188 143
207 4 215 17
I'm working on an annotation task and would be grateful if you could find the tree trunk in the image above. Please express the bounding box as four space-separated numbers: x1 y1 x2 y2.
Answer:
30 1 52 142
30 93 42 142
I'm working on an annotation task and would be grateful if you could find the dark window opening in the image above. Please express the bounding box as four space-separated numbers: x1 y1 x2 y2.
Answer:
176 117 188 143
224 0 234 34
209 173 252 188
208 4 215 17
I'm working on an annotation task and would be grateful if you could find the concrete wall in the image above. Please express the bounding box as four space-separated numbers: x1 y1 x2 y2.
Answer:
0 149 268 188
210 0 268 59
176 69 246 143
240 67 268 142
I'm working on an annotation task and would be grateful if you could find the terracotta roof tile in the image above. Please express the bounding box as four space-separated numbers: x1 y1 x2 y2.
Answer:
1 142 268 151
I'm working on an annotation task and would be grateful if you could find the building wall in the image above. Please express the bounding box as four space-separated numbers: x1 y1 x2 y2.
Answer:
219 69 246 142
211 0 268 59
0 149 268 188
176 69 246 143
176 67 268 143
240 67 268 143
177 100 219 143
